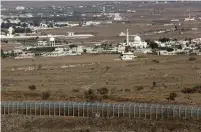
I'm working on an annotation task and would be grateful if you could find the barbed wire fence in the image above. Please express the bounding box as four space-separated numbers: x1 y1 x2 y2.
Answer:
1 101 201 120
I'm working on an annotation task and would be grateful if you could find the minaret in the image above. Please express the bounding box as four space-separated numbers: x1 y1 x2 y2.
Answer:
126 28 129 46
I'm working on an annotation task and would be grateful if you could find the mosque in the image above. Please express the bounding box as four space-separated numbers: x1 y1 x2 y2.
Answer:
123 29 147 49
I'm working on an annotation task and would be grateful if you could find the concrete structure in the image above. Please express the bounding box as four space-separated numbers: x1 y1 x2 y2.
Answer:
16 6 25 10
184 13 195 21
15 52 35 59
37 41 48 47
49 37 55 47
121 51 136 60
7 27 14 37
114 13 123 21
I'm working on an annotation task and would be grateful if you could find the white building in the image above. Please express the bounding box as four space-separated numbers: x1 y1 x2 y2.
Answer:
121 52 136 60
184 13 195 21
124 29 147 49
37 41 48 47
16 6 25 10
82 21 100 26
114 13 123 21
15 52 35 59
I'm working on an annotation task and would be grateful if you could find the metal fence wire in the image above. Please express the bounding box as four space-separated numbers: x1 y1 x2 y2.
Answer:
1 101 201 120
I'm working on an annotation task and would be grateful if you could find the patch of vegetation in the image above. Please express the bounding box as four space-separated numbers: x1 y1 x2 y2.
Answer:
152 81 157 87
152 60 160 64
84 89 96 101
28 85 36 91
41 91 51 100
136 86 144 91
105 66 110 71
37 64 42 70
188 57 196 61
167 92 177 101
181 85 201 93
125 88 131 92
97 87 109 95
72 89 80 92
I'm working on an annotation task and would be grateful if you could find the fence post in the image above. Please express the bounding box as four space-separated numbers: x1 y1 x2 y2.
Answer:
83 103 85 117
68 102 70 116
178 106 181 118
8 102 10 114
13 102 15 114
25 102 27 116
161 105 164 119
87 103 90 118
129 104 131 118
156 105 159 119
17 103 19 115
139 104 141 118
191 107 193 118
113 104 115 117
134 104 136 118
173 106 176 118
167 105 170 118
197 108 200 120
40 102 42 117
144 104 147 119
34 103 36 116
123 104 125 117
48 103 50 116
73 103 75 117
59 102 61 116
107 104 110 118
101 103 104 117
78 103 80 117
150 105 152 120
30 103 32 115
64 103 66 117
118 104 120 117
185 107 187 119
54 103 56 116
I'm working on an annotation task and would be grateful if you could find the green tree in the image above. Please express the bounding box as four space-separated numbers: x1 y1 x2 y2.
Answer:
83 49 87 53
1 49 6 59
149 41 158 49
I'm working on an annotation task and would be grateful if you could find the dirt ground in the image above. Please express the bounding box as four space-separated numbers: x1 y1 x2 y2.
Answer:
1 54 201 104
1 114 201 132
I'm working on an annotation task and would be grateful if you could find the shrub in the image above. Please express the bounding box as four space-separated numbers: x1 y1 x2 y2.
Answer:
38 64 42 70
168 92 177 101
181 85 201 93
152 60 159 63
152 81 157 87
188 57 196 61
41 91 51 100
28 85 36 91
97 87 108 95
136 86 144 91
84 89 96 100
181 88 197 93
72 89 80 92
125 88 131 92
106 66 110 71
102 95 109 99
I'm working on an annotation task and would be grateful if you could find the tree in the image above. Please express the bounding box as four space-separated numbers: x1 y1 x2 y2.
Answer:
173 38 177 41
166 48 174 52
10 51 15 58
178 45 182 49
83 49 87 53
149 41 158 49
1 49 6 59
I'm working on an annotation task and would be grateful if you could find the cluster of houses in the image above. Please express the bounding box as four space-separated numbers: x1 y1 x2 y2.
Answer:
7 29 200 60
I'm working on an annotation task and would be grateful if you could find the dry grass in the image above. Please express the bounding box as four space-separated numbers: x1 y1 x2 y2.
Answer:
1 54 201 104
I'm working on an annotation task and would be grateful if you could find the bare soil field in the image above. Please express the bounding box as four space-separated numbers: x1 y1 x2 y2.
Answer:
1 114 201 132
1 54 201 104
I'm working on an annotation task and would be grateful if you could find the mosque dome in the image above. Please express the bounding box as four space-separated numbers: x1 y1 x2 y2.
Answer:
134 35 141 42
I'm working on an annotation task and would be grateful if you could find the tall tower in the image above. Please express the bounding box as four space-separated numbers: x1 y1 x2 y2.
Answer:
126 29 129 46
49 37 55 47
